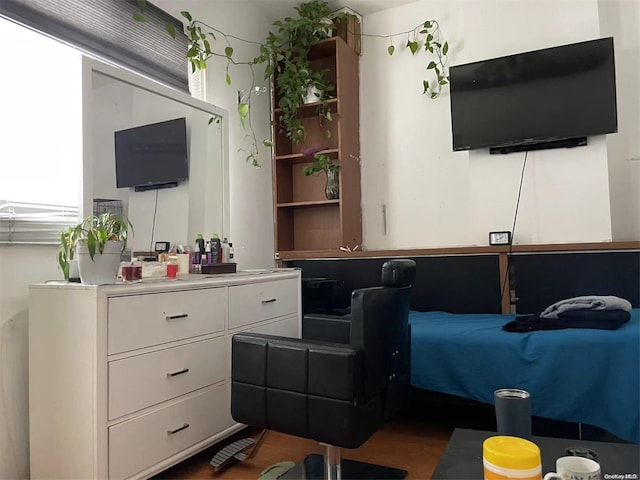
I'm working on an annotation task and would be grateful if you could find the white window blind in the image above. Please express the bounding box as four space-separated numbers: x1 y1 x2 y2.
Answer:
0 18 81 244
0 0 190 92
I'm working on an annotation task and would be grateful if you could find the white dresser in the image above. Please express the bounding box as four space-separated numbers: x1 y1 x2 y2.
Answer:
29 269 301 479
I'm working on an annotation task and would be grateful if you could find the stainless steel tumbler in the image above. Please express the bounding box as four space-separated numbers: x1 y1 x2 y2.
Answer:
494 388 532 439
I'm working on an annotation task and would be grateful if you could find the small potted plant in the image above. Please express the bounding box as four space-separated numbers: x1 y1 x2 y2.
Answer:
57 225 82 282
303 153 340 199
59 213 133 285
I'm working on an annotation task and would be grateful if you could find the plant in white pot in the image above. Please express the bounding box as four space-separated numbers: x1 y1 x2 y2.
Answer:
72 213 132 285
57 225 82 282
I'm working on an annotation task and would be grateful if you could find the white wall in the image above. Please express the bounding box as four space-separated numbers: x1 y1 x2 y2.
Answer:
0 246 59 479
156 0 277 268
361 0 621 249
598 0 640 241
361 0 471 248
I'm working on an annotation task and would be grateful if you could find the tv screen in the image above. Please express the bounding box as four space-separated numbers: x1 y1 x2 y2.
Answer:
114 117 188 189
449 37 617 152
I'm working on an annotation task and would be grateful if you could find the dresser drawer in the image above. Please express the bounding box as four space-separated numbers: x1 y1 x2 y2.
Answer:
108 288 226 354
108 337 228 420
228 278 298 329
109 384 234 480
244 315 300 338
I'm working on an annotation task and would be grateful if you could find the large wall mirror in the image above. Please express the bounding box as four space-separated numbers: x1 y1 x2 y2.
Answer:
82 58 229 253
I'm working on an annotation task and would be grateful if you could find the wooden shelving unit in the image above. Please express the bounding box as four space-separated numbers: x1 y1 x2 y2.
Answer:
272 36 362 254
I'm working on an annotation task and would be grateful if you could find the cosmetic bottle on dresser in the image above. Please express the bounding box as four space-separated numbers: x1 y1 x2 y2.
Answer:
205 241 212 264
221 238 230 263
210 234 221 264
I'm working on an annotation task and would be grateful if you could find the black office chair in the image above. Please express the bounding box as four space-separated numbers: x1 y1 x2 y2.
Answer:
231 259 416 480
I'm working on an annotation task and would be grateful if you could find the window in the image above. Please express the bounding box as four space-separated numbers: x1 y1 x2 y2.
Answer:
0 18 82 244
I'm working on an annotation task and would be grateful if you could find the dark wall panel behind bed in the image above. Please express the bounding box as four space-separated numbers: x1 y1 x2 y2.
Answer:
512 251 640 314
287 255 502 314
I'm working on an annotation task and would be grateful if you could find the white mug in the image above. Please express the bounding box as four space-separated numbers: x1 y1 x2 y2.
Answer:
543 456 601 480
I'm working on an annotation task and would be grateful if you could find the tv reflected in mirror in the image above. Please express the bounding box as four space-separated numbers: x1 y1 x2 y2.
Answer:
114 117 188 191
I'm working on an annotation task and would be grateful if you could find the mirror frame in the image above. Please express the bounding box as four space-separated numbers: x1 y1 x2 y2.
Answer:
81 56 230 241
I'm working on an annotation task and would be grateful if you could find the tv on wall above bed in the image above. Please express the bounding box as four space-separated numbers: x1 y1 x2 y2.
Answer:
449 37 618 154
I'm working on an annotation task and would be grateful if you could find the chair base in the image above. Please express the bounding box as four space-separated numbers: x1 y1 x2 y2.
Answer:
279 453 407 480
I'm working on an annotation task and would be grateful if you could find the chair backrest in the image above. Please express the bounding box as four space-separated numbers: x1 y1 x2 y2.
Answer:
348 259 415 403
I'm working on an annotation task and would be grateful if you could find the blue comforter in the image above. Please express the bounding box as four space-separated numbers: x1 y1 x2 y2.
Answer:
409 309 639 443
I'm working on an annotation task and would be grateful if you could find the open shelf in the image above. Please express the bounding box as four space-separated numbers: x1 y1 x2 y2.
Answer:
275 148 339 163
272 36 361 257
274 98 338 118
277 200 340 208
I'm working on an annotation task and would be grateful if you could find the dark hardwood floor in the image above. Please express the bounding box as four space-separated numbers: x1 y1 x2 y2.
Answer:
153 390 495 479
154 416 451 479
153 389 616 479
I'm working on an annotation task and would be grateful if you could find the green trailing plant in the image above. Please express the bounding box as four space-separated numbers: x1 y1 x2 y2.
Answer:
253 0 337 145
57 213 133 279
134 0 450 164
302 153 340 176
386 20 449 98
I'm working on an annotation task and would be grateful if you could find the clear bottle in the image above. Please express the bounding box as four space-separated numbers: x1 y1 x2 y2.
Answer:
205 241 212 264
221 237 231 263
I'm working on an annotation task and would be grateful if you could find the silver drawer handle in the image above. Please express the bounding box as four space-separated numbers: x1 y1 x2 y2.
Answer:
261 298 277 304
167 423 190 435
167 368 189 377
165 313 189 320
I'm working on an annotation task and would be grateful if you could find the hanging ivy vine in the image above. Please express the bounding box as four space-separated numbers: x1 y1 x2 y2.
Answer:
133 0 450 167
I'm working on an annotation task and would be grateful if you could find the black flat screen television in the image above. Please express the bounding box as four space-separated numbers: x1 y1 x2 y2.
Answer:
115 117 188 190
449 37 617 153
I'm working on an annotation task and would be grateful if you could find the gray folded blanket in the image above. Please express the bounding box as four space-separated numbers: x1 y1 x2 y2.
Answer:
540 295 632 319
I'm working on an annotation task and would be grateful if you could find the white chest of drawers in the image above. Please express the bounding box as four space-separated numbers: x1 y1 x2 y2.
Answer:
29 270 301 479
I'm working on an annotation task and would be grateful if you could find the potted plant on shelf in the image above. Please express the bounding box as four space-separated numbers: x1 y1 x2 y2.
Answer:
254 0 337 145
58 213 133 285
134 0 449 166
303 152 340 199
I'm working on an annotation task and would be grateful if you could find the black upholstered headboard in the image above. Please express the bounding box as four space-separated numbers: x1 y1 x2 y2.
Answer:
288 255 502 314
286 247 640 316
511 251 640 314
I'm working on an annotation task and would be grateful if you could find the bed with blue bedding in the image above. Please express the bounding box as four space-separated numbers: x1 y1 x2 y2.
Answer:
408 309 640 444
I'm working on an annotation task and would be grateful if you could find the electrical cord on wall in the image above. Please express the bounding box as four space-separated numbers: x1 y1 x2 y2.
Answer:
149 188 159 253
499 150 529 312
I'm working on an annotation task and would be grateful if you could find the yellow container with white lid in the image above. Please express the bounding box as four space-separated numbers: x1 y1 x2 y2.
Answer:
483 436 542 480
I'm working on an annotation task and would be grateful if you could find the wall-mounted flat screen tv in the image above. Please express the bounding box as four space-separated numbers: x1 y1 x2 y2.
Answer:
115 117 188 190
449 37 617 153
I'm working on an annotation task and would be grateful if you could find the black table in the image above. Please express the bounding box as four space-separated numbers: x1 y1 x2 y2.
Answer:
432 428 639 479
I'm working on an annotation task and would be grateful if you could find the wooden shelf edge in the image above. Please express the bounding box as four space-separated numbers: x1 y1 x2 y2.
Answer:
277 241 640 261
275 148 339 162
274 98 338 115
277 200 340 208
